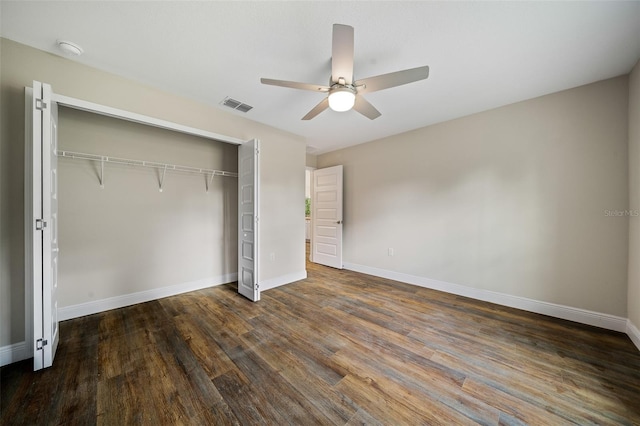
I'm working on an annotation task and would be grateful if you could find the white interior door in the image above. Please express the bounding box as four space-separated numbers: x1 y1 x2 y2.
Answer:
238 139 260 301
312 165 343 269
30 81 59 370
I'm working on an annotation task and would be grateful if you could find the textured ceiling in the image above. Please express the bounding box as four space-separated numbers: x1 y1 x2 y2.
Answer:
2 1 639 154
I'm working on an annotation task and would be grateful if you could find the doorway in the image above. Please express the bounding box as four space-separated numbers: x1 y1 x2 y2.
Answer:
308 165 344 269
305 166 315 262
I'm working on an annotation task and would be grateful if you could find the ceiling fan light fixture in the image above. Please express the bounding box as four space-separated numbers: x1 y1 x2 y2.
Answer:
328 88 356 112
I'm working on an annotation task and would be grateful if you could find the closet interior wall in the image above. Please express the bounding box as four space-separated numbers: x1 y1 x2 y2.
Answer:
57 107 238 310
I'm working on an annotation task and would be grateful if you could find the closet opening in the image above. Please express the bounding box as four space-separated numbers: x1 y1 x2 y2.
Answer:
26 82 255 370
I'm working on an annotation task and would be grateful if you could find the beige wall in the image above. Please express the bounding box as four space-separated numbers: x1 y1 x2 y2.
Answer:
319 76 629 316
57 108 238 307
628 60 640 330
260 139 306 282
306 153 317 168
0 38 306 348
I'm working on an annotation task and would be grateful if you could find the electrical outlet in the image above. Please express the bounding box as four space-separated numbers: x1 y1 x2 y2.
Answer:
270 252 276 261
388 248 394 256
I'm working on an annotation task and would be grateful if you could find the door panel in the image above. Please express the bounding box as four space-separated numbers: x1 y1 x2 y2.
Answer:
312 165 343 269
31 81 59 370
238 139 260 301
30 82 44 371
44 98 60 366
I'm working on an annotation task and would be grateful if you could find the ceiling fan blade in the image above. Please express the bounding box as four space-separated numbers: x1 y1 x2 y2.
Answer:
261 78 330 92
331 24 354 84
302 98 330 120
355 66 429 94
353 96 381 120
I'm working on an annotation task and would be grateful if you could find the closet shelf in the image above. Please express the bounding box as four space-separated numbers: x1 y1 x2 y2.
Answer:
57 150 237 191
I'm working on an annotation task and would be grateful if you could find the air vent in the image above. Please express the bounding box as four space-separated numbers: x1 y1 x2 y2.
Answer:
221 97 253 113
235 103 253 113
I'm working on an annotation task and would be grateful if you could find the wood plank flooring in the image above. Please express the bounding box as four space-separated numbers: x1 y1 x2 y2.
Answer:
2 249 640 425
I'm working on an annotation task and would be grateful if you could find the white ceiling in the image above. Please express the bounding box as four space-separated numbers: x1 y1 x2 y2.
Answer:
2 1 639 154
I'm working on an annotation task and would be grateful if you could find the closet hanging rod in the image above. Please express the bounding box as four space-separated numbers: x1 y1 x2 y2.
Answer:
57 150 238 178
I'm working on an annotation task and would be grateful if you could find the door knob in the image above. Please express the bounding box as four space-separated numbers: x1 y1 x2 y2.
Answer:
336 220 342 224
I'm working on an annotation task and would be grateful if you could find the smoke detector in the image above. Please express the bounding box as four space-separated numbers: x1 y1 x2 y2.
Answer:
57 40 83 56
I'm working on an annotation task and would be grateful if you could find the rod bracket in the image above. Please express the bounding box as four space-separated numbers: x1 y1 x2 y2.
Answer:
159 164 167 192
99 156 105 188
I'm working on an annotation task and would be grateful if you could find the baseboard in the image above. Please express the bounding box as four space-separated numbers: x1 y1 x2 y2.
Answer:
260 270 307 292
58 273 238 321
627 320 640 351
0 341 29 367
343 262 628 333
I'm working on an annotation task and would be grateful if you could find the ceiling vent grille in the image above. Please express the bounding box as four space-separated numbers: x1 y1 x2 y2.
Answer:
221 97 253 113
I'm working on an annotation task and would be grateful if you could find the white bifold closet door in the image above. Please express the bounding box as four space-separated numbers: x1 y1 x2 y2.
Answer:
238 139 260 301
28 81 60 371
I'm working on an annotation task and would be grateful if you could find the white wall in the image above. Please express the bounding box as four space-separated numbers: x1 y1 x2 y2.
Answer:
319 76 630 318
0 38 306 352
628 60 640 339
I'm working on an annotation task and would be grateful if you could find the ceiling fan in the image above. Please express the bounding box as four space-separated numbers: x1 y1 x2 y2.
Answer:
261 24 429 120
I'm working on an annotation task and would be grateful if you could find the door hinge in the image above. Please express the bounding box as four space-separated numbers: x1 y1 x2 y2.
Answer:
36 339 48 350
35 219 47 231
35 98 47 110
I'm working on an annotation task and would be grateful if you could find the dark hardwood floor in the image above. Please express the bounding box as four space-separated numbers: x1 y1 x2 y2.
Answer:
2 246 640 425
